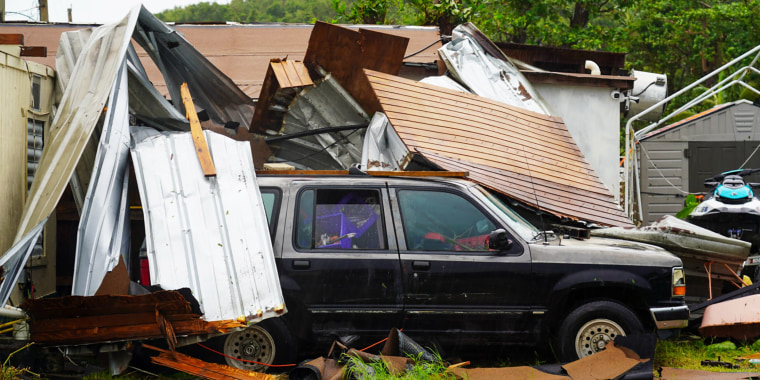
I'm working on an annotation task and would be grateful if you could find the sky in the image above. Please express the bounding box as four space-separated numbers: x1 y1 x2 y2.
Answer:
5 0 230 24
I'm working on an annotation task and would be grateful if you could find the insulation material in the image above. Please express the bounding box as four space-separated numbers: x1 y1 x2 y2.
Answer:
130 128 284 323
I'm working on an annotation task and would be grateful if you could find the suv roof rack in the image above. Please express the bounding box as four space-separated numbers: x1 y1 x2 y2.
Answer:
255 170 468 178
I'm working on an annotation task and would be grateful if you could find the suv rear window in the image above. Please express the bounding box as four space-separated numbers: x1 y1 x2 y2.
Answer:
295 188 386 250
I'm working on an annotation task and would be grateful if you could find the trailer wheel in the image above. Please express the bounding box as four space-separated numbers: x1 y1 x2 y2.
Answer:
222 318 296 372
556 300 644 362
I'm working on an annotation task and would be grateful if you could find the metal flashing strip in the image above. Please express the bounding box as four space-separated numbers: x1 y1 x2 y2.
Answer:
130 128 284 322
72 60 131 296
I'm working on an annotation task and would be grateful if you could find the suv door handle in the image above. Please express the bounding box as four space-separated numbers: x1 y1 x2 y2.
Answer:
412 261 430 270
292 260 311 270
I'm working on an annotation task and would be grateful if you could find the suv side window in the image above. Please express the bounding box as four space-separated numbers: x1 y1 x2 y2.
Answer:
398 189 497 252
295 188 386 250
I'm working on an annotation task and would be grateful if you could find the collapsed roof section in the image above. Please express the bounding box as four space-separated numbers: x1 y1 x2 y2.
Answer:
364 69 632 227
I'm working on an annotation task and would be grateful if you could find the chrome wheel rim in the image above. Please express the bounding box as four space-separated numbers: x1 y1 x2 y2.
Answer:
574 318 626 358
223 325 276 371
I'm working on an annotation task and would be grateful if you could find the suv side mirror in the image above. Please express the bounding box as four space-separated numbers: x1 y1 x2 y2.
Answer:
488 229 513 254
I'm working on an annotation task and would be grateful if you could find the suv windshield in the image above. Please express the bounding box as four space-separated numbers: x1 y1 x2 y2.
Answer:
471 185 539 241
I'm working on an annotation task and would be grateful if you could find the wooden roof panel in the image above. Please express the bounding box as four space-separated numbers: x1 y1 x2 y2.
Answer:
365 70 631 226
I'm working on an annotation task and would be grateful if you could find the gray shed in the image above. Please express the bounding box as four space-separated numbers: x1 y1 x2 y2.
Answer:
639 100 760 224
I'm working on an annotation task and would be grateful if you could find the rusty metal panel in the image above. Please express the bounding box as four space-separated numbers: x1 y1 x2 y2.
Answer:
365 69 632 227
130 128 285 323
304 22 409 116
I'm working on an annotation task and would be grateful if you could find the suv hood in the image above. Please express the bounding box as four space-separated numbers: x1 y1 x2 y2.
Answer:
530 236 682 267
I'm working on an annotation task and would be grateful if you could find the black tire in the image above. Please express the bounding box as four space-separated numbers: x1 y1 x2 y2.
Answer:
219 318 297 372
556 300 644 362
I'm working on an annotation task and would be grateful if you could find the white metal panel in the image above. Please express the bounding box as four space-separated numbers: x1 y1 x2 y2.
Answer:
130 128 284 322
72 61 132 296
438 24 552 115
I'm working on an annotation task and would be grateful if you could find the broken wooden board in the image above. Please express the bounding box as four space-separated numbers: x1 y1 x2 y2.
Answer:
144 344 276 380
22 291 245 345
180 82 217 177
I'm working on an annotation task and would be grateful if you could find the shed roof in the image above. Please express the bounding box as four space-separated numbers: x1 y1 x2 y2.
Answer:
365 69 632 227
640 101 748 141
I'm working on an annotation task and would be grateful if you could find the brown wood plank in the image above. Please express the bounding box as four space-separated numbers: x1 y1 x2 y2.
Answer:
30 318 234 345
282 60 311 87
390 125 603 190
0 34 23 45
20 46 46 57
270 61 290 87
22 291 193 318
380 105 584 162
145 345 276 380
180 83 217 177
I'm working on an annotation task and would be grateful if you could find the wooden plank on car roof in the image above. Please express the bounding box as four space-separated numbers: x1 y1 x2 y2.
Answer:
180 83 217 177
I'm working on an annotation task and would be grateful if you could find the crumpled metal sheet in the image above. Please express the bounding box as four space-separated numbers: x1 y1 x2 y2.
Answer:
71 60 132 296
360 112 411 171
0 220 46 307
13 7 140 243
438 23 551 115
132 7 254 130
130 128 285 322
275 74 369 169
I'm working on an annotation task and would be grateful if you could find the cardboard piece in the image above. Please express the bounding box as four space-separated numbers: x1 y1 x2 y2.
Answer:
562 341 648 380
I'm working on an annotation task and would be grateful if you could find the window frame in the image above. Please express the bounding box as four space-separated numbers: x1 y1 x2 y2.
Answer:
259 186 282 242
394 186 510 255
293 186 389 252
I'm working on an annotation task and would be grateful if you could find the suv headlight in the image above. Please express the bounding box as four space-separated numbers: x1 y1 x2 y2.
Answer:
672 267 686 296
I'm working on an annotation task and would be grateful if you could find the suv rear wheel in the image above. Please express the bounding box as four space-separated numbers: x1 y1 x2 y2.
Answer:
556 300 644 361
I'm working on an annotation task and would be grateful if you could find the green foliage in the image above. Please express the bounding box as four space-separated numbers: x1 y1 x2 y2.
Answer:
156 0 337 23
342 349 458 380
675 193 700 219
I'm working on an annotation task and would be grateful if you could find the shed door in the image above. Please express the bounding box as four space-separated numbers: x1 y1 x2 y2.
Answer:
689 141 760 192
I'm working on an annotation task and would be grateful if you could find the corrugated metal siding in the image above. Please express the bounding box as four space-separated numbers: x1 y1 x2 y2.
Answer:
639 141 688 224
365 69 631 226
131 129 284 323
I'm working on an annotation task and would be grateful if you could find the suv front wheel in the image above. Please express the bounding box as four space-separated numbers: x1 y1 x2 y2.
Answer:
556 300 644 361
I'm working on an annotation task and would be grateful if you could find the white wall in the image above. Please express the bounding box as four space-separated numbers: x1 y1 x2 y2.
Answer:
533 83 621 199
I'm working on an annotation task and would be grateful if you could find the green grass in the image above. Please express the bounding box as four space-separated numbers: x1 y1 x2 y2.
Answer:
655 335 760 372
343 350 458 380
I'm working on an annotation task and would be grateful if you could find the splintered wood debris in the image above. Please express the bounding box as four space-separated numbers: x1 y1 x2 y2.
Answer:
144 344 276 380
22 290 246 346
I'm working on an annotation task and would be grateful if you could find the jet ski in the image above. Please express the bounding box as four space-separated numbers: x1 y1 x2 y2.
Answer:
688 168 760 250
